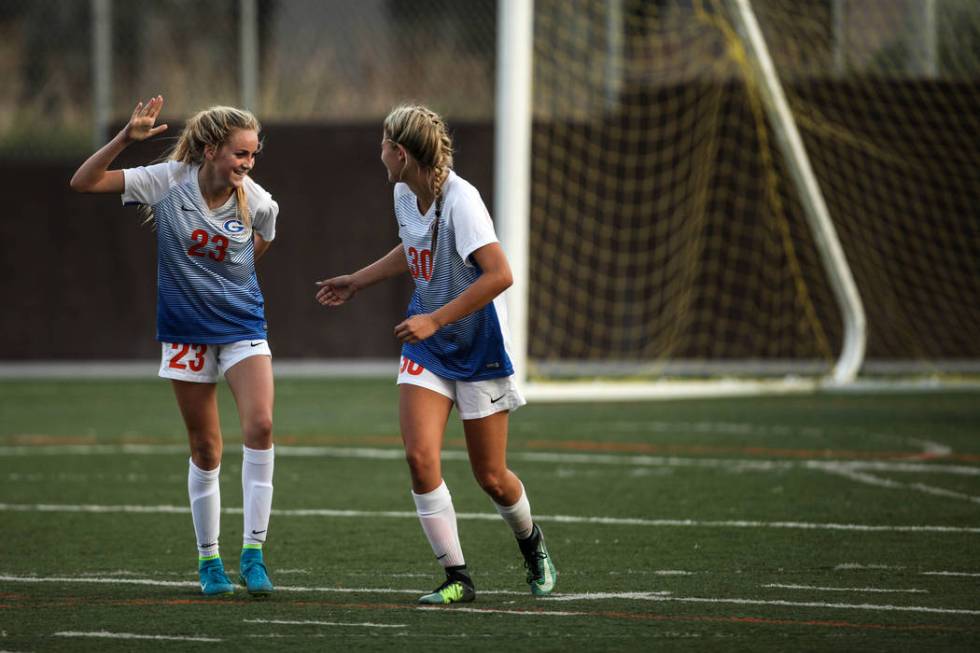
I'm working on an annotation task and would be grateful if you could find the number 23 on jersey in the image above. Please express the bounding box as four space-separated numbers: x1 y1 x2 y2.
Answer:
187 229 229 262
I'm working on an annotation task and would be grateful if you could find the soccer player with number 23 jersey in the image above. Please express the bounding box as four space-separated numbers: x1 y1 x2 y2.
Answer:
316 104 557 604
71 95 279 598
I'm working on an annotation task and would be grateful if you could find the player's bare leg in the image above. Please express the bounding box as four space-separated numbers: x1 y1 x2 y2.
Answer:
400 384 474 604
464 411 557 596
172 380 234 596
225 354 274 450
400 384 452 493
173 380 223 469
463 411 522 506
226 355 275 596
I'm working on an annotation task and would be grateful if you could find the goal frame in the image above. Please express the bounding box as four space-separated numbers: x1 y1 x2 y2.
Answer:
494 0 868 401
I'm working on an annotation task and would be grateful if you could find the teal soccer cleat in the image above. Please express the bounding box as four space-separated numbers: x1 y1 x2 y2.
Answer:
239 547 274 597
518 524 557 596
198 557 235 596
418 567 475 605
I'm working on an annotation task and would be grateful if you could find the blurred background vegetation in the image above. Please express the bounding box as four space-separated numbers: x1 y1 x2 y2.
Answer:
1 0 977 160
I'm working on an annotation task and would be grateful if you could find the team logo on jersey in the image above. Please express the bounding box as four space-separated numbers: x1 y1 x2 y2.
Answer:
223 219 246 234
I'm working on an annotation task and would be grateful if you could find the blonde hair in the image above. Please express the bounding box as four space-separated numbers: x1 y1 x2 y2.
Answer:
141 105 261 228
383 104 454 210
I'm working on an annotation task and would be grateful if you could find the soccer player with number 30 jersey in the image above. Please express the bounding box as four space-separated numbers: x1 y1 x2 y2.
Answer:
316 104 557 604
70 96 279 598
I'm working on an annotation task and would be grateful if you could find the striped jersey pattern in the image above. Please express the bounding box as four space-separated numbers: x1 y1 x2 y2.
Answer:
121 161 278 344
395 171 514 381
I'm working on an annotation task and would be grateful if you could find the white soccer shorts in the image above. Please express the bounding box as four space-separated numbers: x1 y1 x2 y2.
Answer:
396 355 526 420
159 339 272 383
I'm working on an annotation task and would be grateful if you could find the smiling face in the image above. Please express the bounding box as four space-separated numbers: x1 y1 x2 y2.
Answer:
206 128 261 189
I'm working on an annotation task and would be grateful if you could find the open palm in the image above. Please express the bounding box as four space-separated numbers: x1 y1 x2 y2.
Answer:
125 95 168 142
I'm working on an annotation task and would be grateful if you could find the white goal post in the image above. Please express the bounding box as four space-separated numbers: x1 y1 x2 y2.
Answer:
495 0 866 401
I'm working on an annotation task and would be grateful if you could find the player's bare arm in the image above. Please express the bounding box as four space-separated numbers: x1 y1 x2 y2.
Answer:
70 95 169 194
315 243 407 306
394 242 512 344
254 233 272 261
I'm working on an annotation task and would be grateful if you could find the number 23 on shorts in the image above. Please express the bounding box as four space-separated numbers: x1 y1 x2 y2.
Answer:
169 343 208 372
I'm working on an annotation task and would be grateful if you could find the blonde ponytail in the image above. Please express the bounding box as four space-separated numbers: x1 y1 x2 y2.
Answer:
383 104 454 208
236 185 250 230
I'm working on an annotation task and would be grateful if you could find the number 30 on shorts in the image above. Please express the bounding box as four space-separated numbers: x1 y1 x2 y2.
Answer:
400 356 424 376
169 343 208 371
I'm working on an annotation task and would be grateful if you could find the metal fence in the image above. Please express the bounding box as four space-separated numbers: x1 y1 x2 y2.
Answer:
2 1 975 160
0 0 497 159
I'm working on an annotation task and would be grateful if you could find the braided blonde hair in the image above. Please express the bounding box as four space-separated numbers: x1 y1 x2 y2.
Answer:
141 106 261 228
383 104 454 209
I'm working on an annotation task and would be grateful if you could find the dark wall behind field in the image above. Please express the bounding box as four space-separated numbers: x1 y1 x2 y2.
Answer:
0 123 494 360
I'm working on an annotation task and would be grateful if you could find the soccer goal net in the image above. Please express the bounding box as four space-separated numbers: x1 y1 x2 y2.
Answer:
496 0 980 400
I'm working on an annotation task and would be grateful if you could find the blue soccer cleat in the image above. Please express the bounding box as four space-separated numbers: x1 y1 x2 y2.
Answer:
239 546 274 597
198 557 235 596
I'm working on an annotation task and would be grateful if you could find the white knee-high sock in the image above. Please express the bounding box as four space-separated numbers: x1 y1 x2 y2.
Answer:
493 482 534 540
242 445 275 547
412 481 465 568
188 459 221 558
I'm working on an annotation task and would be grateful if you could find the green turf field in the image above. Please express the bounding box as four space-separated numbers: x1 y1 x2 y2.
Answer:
1 379 978 651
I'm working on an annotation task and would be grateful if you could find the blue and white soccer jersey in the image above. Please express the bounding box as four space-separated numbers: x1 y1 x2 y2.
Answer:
121 161 278 380
394 170 525 416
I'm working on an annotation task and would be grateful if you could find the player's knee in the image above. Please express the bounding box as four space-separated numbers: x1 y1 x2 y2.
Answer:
189 436 222 469
404 448 438 478
244 414 273 443
474 469 507 501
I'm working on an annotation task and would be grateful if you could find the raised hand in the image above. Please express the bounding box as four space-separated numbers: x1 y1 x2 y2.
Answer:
315 275 358 306
124 95 169 143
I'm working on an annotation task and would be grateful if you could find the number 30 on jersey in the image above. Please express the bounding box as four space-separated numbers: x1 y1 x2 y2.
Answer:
407 246 432 281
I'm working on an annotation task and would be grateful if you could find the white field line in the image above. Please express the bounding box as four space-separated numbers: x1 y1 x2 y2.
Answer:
543 594 980 616
2 443 978 477
603 423 955 455
1 502 978 533
762 583 928 594
53 630 220 642
0 574 524 597
8 574 977 618
417 606 586 616
907 438 953 457
543 592 670 601
835 563 904 570
922 571 980 577
244 618 405 629
806 460 980 477
815 463 980 504
673 597 980 616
